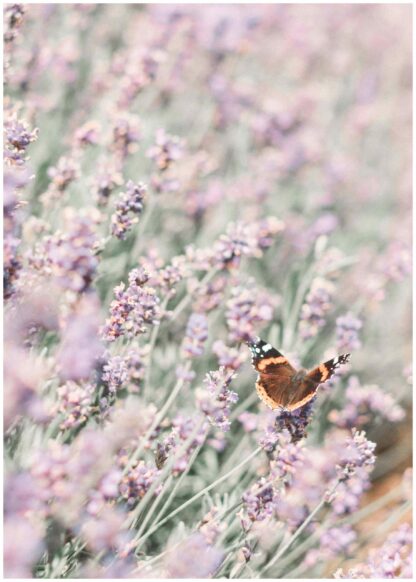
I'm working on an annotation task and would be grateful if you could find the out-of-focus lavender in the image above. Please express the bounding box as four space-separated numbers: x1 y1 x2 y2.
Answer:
3 4 411 580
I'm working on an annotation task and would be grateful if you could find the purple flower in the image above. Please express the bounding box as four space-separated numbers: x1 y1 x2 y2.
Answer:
92 164 124 206
304 525 356 567
334 429 376 483
46 155 80 192
334 523 412 578
102 356 128 393
4 116 38 153
182 313 209 358
118 460 161 507
111 114 141 160
199 507 226 544
240 478 279 529
157 414 207 475
57 293 104 381
73 120 101 147
4 516 45 578
196 367 238 432
270 431 305 486
336 312 363 352
225 279 274 343
110 180 147 240
147 128 183 171
164 532 224 578
328 376 405 428
299 277 334 340
212 340 247 371
274 400 316 443
102 268 161 341
212 218 284 270
81 507 132 554
42 212 99 292
56 381 96 430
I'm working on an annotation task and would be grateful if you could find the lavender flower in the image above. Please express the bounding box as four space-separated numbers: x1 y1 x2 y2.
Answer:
110 180 147 240
102 268 161 341
164 533 224 578
304 525 356 567
334 429 376 483
334 523 412 578
225 279 274 343
147 128 183 171
57 293 104 381
212 218 284 270
111 114 141 161
196 367 238 432
240 478 279 530
102 356 128 393
92 165 124 206
4 516 45 578
212 339 247 371
299 277 335 340
73 120 101 147
336 312 363 352
43 212 99 292
56 381 96 430
275 400 316 443
81 507 132 554
328 376 405 428
119 460 162 507
157 414 207 475
199 507 226 544
182 312 209 358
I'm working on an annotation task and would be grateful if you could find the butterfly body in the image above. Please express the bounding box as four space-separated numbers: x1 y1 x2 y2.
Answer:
248 338 350 411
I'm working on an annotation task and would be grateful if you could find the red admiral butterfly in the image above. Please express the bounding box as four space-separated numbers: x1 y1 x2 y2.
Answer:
248 338 350 411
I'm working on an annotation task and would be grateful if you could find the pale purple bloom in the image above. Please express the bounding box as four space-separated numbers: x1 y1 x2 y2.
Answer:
43 213 99 292
299 277 334 340
182 312 209 358
199 507 226 545
82 507 132 554
328 376 405 428
57 293 104 381
196 367 238 432
275 399 316 443
111 114 141 160
334 429 376 482
164 532 224 578
240 478 279 529
118 460 161 507
103 269 161 341
225 279 274 343
46 155 80 192
157 414 207 475
102 356 129 393
4 516 45 578
336 312 363 352
56 381 96 430
147 128 183 171
212 339 247 371
110 180 146 240
334 523 412 578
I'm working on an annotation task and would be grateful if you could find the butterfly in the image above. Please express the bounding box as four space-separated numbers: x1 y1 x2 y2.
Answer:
247 337 350 411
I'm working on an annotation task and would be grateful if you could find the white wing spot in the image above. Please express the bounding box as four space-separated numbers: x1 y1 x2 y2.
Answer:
263 343 272 352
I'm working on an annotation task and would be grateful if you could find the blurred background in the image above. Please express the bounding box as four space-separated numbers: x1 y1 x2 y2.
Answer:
4 3 412 578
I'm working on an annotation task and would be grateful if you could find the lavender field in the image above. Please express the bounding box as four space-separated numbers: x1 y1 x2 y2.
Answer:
3 4 412 579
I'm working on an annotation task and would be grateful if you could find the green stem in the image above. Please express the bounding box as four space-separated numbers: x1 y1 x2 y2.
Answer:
258 479 340 577
170 267 219 322
122 361 191 477
134 446 263 547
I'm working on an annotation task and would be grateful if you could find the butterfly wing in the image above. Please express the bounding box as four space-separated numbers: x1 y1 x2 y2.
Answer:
306 354 350 384
248 338 297 409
